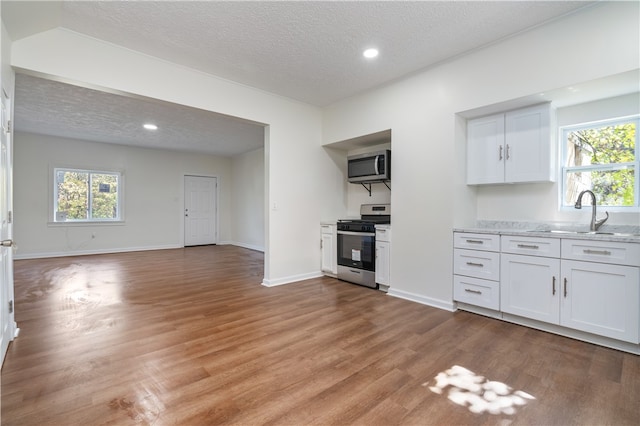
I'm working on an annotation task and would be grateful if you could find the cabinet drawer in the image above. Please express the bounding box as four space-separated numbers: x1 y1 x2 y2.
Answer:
454 249 500 281
454 232 500 252
562 239 640 267
501 235 560 257
320 224 335 235
375 225 391 242
454 275 500 310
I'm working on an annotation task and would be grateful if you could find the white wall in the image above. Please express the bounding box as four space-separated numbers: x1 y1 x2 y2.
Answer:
324 2 640 309
10 27 339 285
231 147 265 251
13 132 235 258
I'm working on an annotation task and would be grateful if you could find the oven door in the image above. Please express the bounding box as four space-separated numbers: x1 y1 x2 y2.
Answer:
337 230 375 271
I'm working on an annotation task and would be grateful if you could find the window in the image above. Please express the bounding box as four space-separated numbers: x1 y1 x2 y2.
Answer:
561 116 639 210
53 168 122 222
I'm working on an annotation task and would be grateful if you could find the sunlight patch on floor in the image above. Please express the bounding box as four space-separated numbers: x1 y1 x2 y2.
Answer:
424 365 535 415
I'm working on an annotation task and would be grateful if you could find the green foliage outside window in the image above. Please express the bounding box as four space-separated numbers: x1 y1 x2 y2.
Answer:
55 169 120 221
564 119 637 208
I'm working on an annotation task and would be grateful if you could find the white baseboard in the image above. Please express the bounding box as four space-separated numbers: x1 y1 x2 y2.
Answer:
220 241 265 252
387 288 456 312
13 244 182 260
262 271 324 287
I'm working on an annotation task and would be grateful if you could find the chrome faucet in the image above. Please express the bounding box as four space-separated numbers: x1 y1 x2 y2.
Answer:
574 190 609 232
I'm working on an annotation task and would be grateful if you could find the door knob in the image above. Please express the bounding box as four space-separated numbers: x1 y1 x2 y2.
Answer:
1 239 13 247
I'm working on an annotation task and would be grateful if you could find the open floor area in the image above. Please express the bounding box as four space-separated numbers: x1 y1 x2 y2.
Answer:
2 245 639 425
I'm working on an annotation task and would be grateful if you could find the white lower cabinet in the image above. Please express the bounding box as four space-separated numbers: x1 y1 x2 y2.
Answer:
560 259 639 343
375 240 390 286
375 225 391 289
501 253 560 324
500 236 639 344
320 224 337 275
453 232 500 310
454 231 640 350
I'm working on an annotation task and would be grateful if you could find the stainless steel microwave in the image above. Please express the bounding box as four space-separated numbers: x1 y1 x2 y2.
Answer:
347 150 391 183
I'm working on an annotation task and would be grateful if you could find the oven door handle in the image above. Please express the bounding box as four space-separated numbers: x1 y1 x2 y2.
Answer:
337 230 375 237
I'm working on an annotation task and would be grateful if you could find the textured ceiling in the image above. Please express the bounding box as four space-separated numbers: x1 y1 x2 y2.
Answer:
3 0 599 155
14 74 265 156
4 0 597 106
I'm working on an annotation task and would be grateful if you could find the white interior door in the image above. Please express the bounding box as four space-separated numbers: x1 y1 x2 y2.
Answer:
184 175 217 246
1 87 16 366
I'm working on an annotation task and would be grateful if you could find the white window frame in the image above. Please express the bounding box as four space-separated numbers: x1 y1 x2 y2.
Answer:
52 167 124 223
560 115 639 212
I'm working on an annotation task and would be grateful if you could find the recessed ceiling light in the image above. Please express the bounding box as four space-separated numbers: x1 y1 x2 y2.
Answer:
143 123 158 130
363 48 379 59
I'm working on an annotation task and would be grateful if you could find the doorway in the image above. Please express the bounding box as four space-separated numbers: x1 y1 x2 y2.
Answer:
184 175 217 246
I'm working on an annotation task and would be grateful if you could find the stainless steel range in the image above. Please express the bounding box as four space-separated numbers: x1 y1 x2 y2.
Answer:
337 204 391 288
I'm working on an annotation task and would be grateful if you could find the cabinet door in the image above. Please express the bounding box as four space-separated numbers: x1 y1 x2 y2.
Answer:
375 241 390 285
467 113 505 184
504 103 553 183
501 254 560 324
321 232 336 274
561 260 639 344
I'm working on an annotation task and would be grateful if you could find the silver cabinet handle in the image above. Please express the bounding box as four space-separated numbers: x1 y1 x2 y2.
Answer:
499 145 503 161
506 144 511 160
517 244 539 249
466 262 484 267
465 289 482 295
564 278 568 298
465 239 484 244
583 249 612 256
552 276 556 295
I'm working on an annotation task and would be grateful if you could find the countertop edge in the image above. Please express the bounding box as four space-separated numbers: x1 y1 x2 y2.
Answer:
453 227 640 243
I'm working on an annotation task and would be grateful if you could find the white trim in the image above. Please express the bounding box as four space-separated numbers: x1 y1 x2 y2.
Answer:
262 271 323 287
456 303 640 355
501 312 640 356
13 242 263 260
387 288 456 312
51 165 125 222
559 115 640 210
225 241 265 252
13 244 182 260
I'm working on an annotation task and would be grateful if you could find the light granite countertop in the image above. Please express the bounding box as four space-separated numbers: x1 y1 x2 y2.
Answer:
454 221 640 243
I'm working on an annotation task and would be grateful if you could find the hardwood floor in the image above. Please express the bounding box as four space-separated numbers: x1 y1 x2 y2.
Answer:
2 245 639 425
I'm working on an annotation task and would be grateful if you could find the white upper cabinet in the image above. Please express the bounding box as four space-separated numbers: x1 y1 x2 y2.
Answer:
467 113 505 185
467 103 555 185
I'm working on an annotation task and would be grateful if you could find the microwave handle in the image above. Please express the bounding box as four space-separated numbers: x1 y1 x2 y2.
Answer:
374 155 380 175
